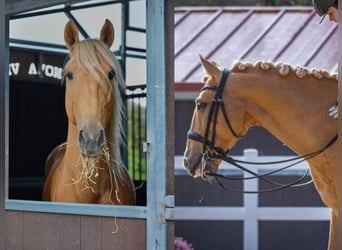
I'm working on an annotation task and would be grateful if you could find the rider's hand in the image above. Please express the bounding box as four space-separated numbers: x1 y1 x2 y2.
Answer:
328 101 338 119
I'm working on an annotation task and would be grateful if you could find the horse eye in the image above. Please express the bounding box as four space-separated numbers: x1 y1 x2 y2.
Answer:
197 102 207 111
65 71 73 81
108 71 116 80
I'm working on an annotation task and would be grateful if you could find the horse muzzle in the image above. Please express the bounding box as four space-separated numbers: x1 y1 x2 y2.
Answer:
78 128 105 158
183 151 219 180
182 156 199 177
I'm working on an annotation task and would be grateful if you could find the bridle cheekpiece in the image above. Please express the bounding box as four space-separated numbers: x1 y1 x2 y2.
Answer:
187 68 240 169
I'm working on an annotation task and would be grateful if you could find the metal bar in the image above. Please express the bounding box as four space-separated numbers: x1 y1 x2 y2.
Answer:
6 0 120 16
138 101 142 179
146 0 174 249
142 99 147 179
125 53 146 60
131 99 136 177
64 0 122 12
10 7 67 20
63 10 90 39
5 200 148 218
126 93 146 98
127 26 146 33
10 38 67 50
165 3 176 248
5 0 85 15
0 1 8 247
125 46 146 53
121 0 128 71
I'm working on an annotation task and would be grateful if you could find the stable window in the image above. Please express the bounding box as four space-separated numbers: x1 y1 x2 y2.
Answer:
6 0 149 214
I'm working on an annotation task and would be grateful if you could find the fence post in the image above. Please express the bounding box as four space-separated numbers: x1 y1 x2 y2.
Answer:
243 149 259 250
146 1 175 249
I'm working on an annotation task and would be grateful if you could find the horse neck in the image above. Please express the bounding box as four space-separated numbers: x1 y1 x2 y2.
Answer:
229 70 337 156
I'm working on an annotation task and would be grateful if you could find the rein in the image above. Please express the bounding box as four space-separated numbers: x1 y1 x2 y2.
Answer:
213 134 337 194
187 68 338 193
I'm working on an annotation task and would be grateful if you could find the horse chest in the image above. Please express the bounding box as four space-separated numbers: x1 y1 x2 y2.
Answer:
309 164 337 209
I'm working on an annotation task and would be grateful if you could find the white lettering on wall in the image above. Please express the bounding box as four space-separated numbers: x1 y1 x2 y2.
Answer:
9 63 20 76
28 62 38 75
9 62 63 80
41 64 62 79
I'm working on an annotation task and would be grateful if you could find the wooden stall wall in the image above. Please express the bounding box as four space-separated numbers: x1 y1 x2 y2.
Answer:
5 210 146 249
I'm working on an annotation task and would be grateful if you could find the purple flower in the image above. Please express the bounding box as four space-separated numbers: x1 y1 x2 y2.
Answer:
175 237 194 250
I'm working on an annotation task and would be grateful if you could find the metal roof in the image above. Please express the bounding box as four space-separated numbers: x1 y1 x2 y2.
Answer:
175 6 338 87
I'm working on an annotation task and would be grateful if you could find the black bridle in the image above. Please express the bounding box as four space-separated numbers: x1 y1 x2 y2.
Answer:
187 68 240 158
186 68 338 193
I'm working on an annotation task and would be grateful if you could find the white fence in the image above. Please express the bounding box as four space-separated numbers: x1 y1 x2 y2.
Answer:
174 149 330 250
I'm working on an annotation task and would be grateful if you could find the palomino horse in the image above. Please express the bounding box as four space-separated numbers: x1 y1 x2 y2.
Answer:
183 56 338 249
43 19 135 205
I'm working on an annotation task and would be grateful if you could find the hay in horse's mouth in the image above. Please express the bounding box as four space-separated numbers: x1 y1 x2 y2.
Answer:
71 144 111 192
71 144 123 204
80 144 105 159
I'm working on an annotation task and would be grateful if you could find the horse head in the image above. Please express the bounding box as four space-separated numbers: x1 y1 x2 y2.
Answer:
183 56 248 179
63 19 124 158
43 19 134 204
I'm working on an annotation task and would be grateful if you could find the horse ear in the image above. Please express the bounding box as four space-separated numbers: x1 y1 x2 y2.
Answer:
64 20 80 50
100 19 115 48
199 55 221 79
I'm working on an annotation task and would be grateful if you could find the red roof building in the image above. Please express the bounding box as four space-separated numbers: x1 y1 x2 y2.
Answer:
175 6 338 93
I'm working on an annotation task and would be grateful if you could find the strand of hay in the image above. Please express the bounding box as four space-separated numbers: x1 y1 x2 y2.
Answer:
69 144 123 233
70 144 123 204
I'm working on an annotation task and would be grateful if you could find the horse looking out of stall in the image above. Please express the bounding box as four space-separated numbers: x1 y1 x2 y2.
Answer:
43 19 135 205
183 56 337 249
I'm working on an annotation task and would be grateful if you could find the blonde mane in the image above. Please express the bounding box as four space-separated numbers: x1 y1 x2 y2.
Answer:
229 60 338 81
65 39 128 183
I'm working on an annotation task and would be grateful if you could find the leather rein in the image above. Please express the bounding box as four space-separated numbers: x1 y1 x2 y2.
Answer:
187 68 338 193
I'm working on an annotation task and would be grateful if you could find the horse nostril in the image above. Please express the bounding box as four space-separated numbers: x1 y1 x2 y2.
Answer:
78 129 85 146
98 129 105 148
183 157 190 169
78 127 105 157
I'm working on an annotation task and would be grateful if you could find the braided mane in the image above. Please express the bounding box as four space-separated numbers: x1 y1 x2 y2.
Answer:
230 61 337 81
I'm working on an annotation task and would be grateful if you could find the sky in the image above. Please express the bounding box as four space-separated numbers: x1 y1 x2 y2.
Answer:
9 0 147 86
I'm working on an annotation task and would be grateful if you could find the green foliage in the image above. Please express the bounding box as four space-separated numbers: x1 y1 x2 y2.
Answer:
127 99 147 180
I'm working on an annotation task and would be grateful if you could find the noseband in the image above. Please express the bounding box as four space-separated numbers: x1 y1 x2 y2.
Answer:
187 68 240 159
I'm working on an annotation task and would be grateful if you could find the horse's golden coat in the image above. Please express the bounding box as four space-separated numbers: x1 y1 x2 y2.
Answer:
184 56 338 249
43 19 135 205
